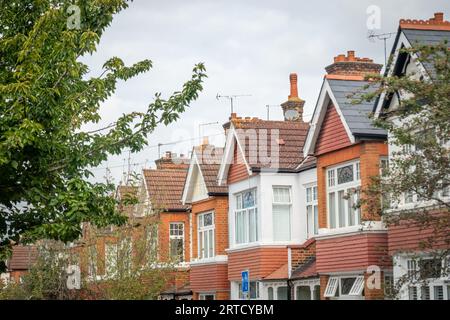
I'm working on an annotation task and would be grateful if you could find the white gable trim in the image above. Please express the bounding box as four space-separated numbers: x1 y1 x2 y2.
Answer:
181 152 208 204
217 124 251 186
374 30 431 117
303 79 354 157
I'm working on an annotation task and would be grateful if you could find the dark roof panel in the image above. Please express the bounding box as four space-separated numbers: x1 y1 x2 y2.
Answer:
328 79 387 138
402 29 450 78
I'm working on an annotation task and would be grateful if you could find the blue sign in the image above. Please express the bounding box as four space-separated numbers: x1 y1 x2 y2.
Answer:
241 270 249 293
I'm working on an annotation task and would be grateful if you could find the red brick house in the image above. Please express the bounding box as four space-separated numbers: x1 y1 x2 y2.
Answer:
181 143 229 300
373 12 450 300
303 51 391 300
217 74 314 299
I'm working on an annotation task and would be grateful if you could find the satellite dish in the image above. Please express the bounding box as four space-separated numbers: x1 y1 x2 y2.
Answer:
284 109 299 120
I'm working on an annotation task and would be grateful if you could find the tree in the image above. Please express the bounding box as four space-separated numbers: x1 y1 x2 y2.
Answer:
359 42 449 297
0 0 206 268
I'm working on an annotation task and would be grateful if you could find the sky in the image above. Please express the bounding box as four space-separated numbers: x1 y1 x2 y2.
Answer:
81 0 450 184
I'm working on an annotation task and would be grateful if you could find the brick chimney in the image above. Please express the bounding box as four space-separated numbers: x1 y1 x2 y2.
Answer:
400 12 450 31
325 51 382 80
281 73 305 121
155 151 189 170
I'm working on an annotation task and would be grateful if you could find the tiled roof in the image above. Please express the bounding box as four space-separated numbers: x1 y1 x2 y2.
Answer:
264 263 289 281
7 246 37 271
230 118 310 170
143 169 189 211
291 256 317 279
328 79 387 137
193 145 227 194
402 29 450 79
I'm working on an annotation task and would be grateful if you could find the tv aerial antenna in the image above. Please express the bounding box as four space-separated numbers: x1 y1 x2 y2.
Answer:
367 30 396 67
216 94 251 114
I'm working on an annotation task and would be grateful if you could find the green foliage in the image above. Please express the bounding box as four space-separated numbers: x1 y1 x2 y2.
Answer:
0 0 206 265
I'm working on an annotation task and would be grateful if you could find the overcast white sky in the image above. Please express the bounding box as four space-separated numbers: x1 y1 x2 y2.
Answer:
81 0 450 184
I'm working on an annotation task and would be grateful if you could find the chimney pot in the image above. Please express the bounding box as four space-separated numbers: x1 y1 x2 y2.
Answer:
288 73 299 100
202 136 209 146
434 12 444 22
165 151 171 158
347 50 355 61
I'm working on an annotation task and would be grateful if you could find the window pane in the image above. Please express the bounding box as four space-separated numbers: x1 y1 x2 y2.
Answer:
199 231 204 258
313 186 318 201
243 190 255 208
434 286 444 300
341 277 356 295
348 189 355 226
314 205 319 235
409 286 417 300
208 229 214 257
296 286 311 300
328 170 335 187
273 204 290 241
306 205 312 237
419 258 442 279
306 187 312 203
204 231 208 258
268 287 274 300
337 165 354 184
356 162 360 180
277 286 288 300
421 286 430 300
236 194 242 209
338 190 346 228
249 208 257 242
250 281 258 299
274 187 290 203
329 192 336 228
203 213 213 226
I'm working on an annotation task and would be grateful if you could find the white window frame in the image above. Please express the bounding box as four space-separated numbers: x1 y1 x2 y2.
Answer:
234 188 258 245
324 276 365 298
326 161 361 229
198 211 215 260
169 222 185 262
238 281 260 300
404 256 450 300
199 293 215 300
305 184 318 237
272 186 292 241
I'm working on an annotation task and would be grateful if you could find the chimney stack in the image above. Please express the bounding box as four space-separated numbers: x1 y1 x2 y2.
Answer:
399 12 450 30
281 73 305 121
325 50 382 80
155 151 189 170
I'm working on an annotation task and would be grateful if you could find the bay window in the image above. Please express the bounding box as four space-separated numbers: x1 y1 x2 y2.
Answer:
198 212 214 259
327 161 361 229
169 222 184 262
235 189 258 244
306 185 318 237
272 186 292 241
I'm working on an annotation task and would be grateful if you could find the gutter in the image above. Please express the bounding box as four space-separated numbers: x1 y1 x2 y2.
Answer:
207 192 228 197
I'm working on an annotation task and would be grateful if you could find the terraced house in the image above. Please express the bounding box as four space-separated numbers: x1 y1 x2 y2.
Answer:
374 12 450 300
2 11 448 302
181 143 229 300
217 74 316 300
303 50 390 300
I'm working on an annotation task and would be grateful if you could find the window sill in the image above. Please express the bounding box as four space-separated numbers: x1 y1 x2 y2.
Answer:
190 255 228 266
316 221 386 240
